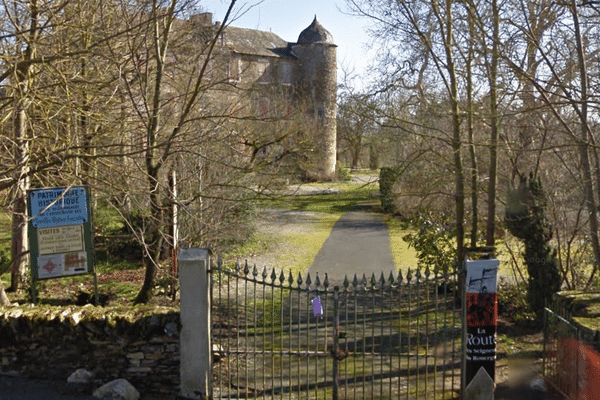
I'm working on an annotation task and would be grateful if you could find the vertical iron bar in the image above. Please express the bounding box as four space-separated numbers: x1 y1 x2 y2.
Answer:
232 265 237 398
244 264 249 394
253 267 258 397
306 277 311 398
442 275 446 396
213 261 219 399
271 270 276 400
332 286 340 400
380 279 385 398
297 280 302 399
406 272 411 400
397 278 403 400
433 272 439 399
263 268 267 395
288 273 294 400
371 276 376 400
388 279 394 398
315 288 320 399
416 271 420 397
353 279 359 400
362 277 367 397
280 278 284 400
343 285 349 399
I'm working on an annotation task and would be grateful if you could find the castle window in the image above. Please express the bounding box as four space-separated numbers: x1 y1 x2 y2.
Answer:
228 56 241 82
279 62 293 85
317 108 325 120
257 98 270 119
257 60 271 84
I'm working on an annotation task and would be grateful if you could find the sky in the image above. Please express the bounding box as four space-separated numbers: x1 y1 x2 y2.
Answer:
199 0 377 89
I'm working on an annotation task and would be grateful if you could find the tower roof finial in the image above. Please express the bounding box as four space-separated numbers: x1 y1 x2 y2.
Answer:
297 16 334 44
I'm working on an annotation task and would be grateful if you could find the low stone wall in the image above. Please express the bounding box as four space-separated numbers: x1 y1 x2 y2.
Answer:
0 304 180 398
552 291 600 350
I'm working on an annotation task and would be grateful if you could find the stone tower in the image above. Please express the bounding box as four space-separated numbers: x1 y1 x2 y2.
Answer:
292 17 337 180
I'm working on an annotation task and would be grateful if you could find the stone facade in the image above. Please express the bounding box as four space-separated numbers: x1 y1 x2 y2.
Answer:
190 13 338 179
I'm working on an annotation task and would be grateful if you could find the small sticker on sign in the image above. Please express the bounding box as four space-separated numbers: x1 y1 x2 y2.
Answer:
312 296 323 317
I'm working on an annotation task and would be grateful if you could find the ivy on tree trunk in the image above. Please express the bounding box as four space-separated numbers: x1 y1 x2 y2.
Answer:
505 173 561 320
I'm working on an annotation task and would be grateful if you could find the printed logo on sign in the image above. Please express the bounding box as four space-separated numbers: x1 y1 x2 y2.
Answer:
43 260 57 274
466 292 498 327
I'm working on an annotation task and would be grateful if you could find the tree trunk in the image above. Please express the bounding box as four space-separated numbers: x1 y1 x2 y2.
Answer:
485 0 500 247
570 0 600 287
466 4 478 248
10 1 36 290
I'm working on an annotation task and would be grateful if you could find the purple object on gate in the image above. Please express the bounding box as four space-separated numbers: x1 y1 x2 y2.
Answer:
312 296 323 317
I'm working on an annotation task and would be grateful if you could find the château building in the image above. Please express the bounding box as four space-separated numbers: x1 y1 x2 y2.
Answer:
188 13 337 179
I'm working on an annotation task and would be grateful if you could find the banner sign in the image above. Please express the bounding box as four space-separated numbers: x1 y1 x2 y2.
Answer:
28 187 93 280
465 259 499 390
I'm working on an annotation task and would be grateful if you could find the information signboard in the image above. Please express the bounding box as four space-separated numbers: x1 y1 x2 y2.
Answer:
464 258 499 394
29 186 88 228
27 187 93 282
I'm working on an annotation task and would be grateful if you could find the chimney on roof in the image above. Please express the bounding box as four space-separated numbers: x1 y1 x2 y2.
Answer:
190 12 213 26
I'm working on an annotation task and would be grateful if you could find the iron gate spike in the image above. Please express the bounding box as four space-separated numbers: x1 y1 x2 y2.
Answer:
270 268 277 282
279 270 285 284
314 273 321 288
379 271 386 287
262 266 268 281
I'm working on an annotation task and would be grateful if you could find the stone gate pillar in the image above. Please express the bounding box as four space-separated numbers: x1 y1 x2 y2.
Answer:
179 248 212 399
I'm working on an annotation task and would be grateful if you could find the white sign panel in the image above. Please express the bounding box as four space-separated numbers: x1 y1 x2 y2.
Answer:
37 252 87 279
37 225 84 255
466 259 499 294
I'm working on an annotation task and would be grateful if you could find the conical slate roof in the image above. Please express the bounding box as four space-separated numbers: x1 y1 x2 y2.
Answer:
297 16 334 44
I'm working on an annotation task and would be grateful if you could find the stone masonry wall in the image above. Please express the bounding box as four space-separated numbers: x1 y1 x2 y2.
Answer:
0 305 181 398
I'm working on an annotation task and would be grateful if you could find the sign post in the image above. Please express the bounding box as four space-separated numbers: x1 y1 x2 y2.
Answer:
27 186 97 304
464 258 499 400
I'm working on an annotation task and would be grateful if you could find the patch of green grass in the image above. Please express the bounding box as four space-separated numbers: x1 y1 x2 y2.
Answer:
223 233 278 261
268 182 379 215
95 260 142 273
275 214 340 275
385 217 418 272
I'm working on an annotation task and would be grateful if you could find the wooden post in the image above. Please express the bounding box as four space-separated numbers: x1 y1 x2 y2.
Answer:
179 248 212 399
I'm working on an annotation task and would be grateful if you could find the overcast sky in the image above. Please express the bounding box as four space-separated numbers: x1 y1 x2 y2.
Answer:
199 0 378 89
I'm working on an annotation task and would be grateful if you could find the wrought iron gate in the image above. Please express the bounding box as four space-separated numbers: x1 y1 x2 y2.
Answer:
211 260 462 399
